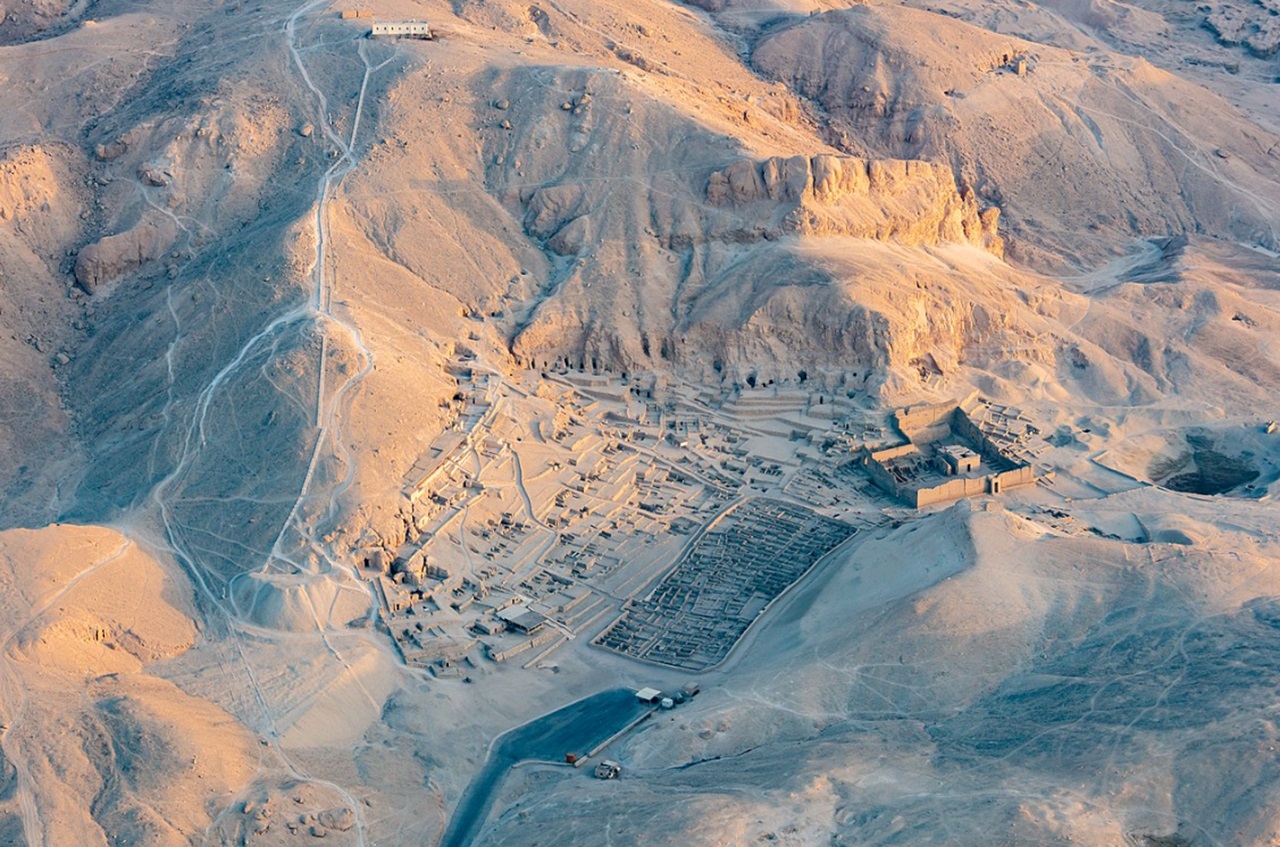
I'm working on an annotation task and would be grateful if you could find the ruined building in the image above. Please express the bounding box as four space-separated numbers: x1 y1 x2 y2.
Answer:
863 398 1035 508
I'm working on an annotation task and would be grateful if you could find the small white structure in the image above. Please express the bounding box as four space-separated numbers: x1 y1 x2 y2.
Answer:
371 20 431 38
635 687 662 704
939 444 981 475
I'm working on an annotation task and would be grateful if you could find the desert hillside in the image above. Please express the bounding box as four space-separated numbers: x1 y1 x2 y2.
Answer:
0 0 1277 845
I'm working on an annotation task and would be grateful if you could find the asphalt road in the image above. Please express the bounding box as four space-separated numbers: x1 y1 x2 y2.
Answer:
439 688 650 847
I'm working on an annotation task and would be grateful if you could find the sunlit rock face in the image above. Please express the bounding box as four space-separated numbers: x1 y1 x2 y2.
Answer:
753 4 1279 270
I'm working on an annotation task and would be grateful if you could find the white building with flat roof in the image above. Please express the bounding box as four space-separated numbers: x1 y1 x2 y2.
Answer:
939 444 981 475
371 20 431 38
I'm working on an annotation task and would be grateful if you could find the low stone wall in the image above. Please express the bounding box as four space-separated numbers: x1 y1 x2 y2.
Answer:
864 444 917 501
952 407 1014 468
993 463 1035 491
489 630 558 663
868 443 917 462
913 474 990 507
894 401 957 444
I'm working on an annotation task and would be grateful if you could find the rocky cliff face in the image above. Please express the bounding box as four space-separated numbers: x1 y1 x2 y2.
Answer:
666 239 1056 392
73 213 176 293
0 143 86 524
0 0 78 44
1202 1 1280 57
0 144 82 247
475 67 1009 386
753 5 1280 270
72 83 298 294
703 154 1001 254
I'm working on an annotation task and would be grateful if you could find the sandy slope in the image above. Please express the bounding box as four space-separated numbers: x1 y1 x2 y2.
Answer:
481 502 1280 846
0 524 259 847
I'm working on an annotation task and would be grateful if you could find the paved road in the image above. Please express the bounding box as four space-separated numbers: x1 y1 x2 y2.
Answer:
439 688 650 847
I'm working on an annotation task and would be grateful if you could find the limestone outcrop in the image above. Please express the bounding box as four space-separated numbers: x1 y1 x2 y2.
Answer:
703 154 1002 255
0 143 87 525
73 213 177 293
0 144 83 253
71 82 298 295
753 5 1280 269
1203 1 1280 56
0 0 77 43
476 66 1011 383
